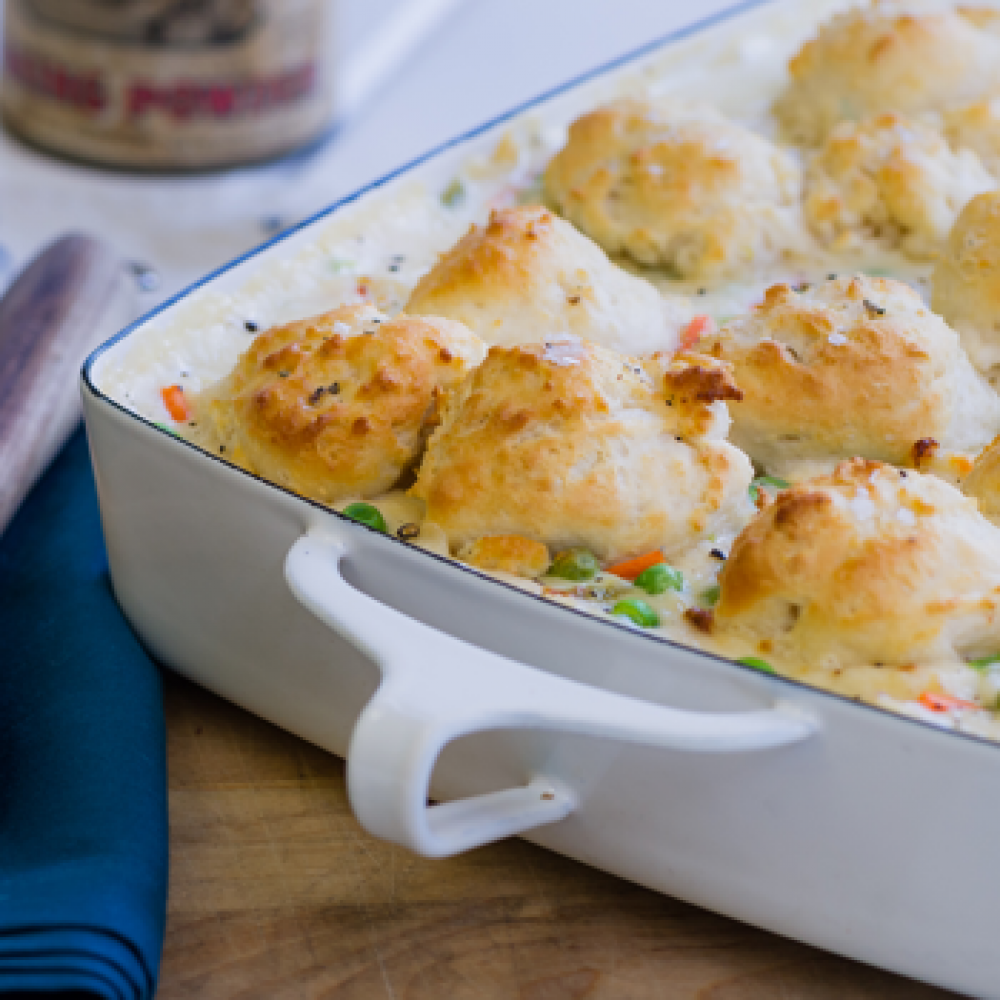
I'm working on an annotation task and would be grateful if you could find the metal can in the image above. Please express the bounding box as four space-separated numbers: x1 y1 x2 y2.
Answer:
1 0 333 170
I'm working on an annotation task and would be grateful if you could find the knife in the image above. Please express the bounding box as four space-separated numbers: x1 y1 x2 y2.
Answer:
0 235 133 534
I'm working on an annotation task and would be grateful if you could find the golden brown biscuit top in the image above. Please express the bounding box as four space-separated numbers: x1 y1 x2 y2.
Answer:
553 99 746 202
803 113 996 259
441 339 647 433
200 303 485 503
412 204 557 297
447 338 739 441
932 190 1000 373
236 306 474 449
776 2 1000 145
933 189 1000 285
542 97 801 278
700 275 979 471
716 458 1000 666
962 433 1000 523
410 337 753 561
943 95 1000 175
649 349 743 438
406 204 687 356
458 535 552 578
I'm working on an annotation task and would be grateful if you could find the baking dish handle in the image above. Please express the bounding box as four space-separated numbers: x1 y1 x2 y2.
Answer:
285 531 816 858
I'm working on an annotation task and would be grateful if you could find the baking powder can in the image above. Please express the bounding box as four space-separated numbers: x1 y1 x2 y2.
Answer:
1 0 333 169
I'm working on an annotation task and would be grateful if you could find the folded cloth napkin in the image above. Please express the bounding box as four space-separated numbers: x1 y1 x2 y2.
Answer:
0 427 168 999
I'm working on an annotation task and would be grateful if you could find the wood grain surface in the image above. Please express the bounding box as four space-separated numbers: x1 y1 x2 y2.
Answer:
0 234 131 534
157 673 958 1000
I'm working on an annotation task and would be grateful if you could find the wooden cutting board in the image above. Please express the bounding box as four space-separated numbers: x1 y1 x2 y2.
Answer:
158 673 956 1000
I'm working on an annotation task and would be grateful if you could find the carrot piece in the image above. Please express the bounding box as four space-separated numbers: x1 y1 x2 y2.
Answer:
919 690 979 713
605 550 665 581
161 384 190 423
680 314 713 351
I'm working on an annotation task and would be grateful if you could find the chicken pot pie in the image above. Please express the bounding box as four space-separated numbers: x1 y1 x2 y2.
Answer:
139 0 1000 738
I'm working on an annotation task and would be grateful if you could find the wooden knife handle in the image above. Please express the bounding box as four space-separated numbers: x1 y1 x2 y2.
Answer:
0 234 133 535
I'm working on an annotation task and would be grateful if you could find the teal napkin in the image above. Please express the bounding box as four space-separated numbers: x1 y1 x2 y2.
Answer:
0 427 168 999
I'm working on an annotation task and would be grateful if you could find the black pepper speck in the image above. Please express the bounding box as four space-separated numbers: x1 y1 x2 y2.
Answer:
129 261 160 292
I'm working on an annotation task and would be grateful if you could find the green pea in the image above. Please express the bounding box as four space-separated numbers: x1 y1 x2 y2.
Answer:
970 654 1000 671
549 548 600 581
635 563 684 595
700 585 721 607
737 656 775 674
749 475 791 505
441 179 466 208
611 598 660 628
343 502 387 533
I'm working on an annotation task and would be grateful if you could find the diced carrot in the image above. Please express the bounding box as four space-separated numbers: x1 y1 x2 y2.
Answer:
919 690 979 713
949 455 974 478
680 314 713 351
161 384 190 423
357 278 369 297
605 550 665 581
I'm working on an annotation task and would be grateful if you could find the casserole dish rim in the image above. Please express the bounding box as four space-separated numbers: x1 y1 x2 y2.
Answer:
80 0 1000 755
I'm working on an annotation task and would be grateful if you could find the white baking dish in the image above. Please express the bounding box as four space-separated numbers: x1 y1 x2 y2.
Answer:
82 1 1000 994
